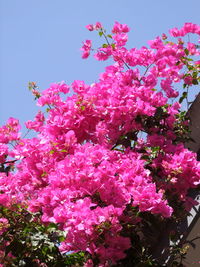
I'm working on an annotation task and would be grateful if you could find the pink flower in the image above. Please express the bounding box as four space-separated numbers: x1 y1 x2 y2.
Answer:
169 23 200 37
94 47 112 61
95 22 102 30
0 194 10 207
32 89 41 98
184 197 199 212
184 75 193 85
86 24 94 31
71 80 89 94
81 40 92 59
1 21 200 266
187 42 198 55
37 82 69 106
148 36 163 49
84 259 94 267
183 22 200 35
0 144 8 164
86 22 102 31
162 33 168 40
25 111 45 131
112 22 130 34
169 27 181 37
113 33 128 47
161 78 179 98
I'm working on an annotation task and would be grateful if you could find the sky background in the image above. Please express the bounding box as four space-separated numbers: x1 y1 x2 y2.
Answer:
0 0 200 132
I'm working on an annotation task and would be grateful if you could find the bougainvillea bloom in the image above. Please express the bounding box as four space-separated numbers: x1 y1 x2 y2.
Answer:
0 21 200 266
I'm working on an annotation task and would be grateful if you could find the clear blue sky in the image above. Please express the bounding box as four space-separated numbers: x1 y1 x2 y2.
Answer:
0 0 200 130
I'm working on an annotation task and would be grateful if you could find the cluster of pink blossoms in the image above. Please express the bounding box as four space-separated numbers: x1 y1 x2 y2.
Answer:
0 22 200 266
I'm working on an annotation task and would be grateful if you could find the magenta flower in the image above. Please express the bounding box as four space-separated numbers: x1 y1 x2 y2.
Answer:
81 40 92 59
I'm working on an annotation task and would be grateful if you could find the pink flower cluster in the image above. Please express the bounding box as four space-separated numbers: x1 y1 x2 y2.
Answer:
81 40 92 59
86 22 102 31
169 22 200 37
0 21 200 265
0 117 20 144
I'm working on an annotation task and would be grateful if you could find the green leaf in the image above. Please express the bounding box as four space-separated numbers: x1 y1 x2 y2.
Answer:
187 65 194 71
179 91 188 103
182 56 193 62
107 34 113 39
192 79 198 85
184 48 189 56
60 149 68 153
192 71 198 79
58 236 65 242
47 223 58 230
41 172 47 177
102 43 108 48
99 31 103 37
141 155 150 160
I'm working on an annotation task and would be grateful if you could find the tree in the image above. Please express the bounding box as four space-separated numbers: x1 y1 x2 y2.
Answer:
0 22 200 266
